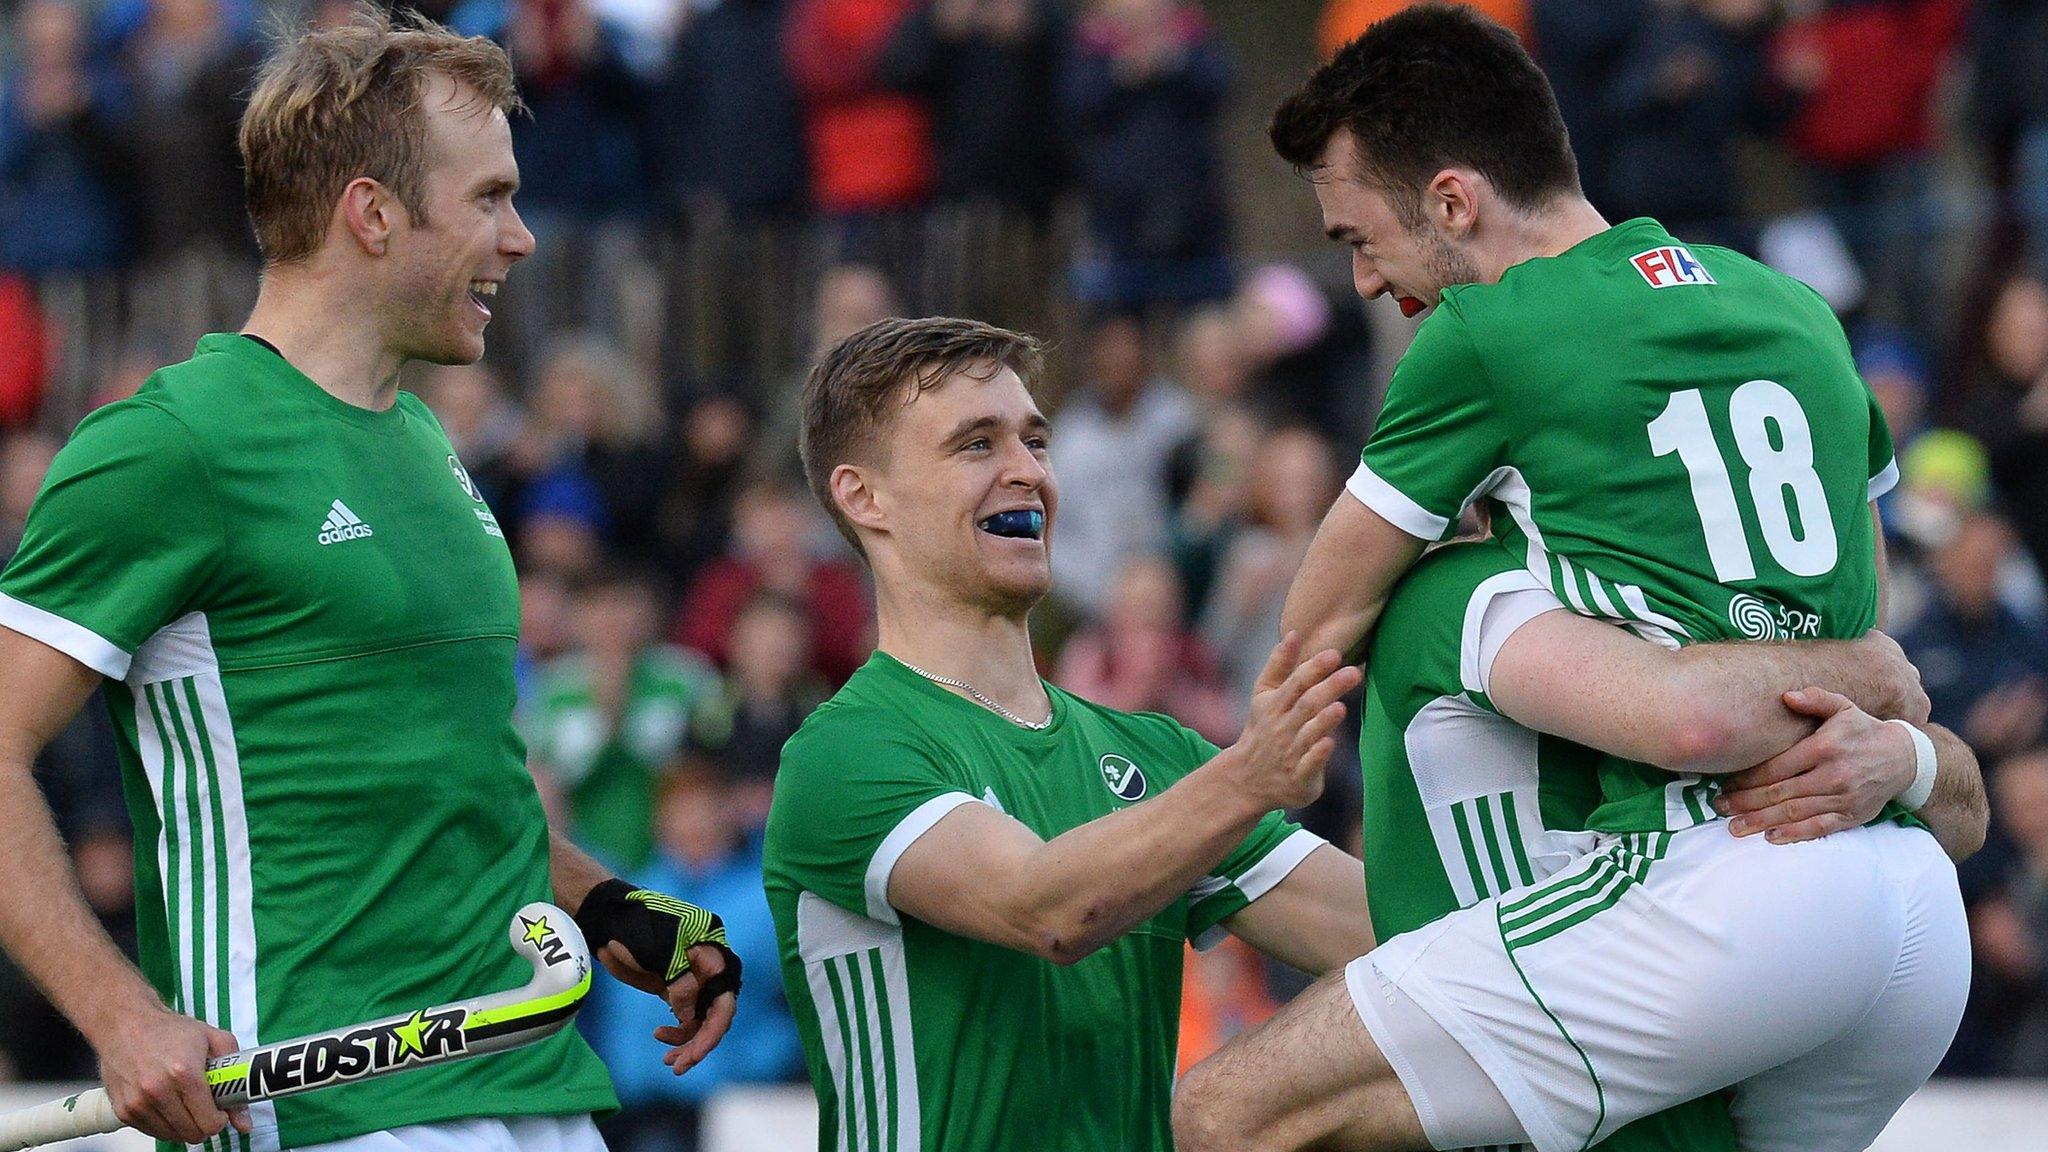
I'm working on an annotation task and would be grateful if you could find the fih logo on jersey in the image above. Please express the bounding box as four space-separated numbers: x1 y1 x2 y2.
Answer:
1631 246 1716 289
1099 754 1148 802
1727 593 1822 641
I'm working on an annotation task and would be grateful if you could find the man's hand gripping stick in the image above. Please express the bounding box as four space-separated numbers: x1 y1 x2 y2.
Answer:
0 901 590 1151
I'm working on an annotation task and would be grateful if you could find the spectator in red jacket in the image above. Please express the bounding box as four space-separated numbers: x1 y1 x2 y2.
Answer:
784 0 934 218
0 279 47 428
672 479 872 686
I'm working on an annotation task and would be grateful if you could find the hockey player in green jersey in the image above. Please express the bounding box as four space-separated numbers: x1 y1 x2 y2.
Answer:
1175 7 1981 1152
1339 539 1986 1152
766 316 1375 1152
0 11 735 1151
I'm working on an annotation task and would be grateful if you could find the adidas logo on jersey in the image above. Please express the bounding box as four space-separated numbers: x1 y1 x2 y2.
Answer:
318 500 374 546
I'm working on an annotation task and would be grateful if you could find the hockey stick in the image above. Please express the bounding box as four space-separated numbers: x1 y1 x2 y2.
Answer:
0 901 591 1152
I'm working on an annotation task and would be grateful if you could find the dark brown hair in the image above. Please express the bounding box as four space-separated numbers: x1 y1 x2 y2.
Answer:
1270 3 1578 227
799 316 1045 555
239 3 524 264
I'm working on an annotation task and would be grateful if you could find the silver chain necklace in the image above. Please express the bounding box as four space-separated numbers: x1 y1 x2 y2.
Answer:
897 659 1053 730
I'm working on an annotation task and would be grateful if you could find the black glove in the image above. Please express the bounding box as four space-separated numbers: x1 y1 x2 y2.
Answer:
574 879 742 1020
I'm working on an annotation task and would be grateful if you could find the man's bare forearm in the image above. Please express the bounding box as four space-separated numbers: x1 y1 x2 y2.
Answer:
1672 638 1913 722
1494 615 1921 776
1917 724 1988 863
1277 553 1384 670
888 746 1285 966
548 830 612 914
1659 637 1921 773
0 755 164 1043
1008 761 1271 962
893 648 1356 965
1275 497 1427 679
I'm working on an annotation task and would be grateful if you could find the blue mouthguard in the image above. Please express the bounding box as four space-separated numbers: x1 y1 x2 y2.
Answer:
981 509 1045 537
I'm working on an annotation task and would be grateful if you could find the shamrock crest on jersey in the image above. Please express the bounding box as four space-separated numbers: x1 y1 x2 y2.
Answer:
1100 754 1147 802
449 454 485 503
450 454 505 537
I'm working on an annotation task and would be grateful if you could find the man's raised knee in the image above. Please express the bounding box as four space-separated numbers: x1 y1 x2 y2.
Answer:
1173 1055 1259 1152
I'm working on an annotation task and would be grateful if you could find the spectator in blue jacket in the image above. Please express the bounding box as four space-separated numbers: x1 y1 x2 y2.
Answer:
453 0 652 222
650 0 809 219
880 0 1073 222
107 0 263 263
583 765 802 1152
1530 0 1646 215
1898 509 2048 762
1601 0 1798 249
0 0 136 273
1060 0 1234 309
1967 0 2048 270
642 0 810 374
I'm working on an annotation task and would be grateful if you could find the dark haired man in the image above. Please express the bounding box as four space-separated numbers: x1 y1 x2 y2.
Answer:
763 316 1375 1151
1170 6 1974 1152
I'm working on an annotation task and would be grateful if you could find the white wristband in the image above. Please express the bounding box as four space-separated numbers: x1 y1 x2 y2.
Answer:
1885 719 1939 811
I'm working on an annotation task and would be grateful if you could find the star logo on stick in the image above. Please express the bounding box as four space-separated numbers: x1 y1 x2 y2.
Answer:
393 1011 429 1058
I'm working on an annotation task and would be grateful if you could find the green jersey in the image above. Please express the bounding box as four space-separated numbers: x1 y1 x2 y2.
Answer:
521 645 723 869
1360 541 1736 1151
764 652 1322 1152
1354 219 1897 831
0 335 615 1152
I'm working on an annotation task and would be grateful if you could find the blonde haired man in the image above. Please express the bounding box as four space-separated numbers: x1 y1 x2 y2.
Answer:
765 316 1375 1151
0 8 735 1150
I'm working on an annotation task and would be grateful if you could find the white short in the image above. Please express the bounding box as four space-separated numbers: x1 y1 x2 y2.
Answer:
295 1113 606 1152
1347 820 1970 1152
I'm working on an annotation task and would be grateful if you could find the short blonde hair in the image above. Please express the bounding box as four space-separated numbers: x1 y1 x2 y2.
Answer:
800 316 1044 556
238 4 524 265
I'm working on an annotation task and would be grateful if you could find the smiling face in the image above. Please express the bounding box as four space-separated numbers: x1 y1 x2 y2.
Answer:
850 364 1058 616
383 73 534 365
1313 131 1482 317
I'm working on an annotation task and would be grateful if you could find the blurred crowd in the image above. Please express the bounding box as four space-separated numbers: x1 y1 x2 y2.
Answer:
8 0 2048 1140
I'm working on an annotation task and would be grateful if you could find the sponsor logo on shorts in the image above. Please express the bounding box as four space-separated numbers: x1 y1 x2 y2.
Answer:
1100 754 1147 802
1727 592 1821 640
232 1006 469 1100
1631 245 1715 289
